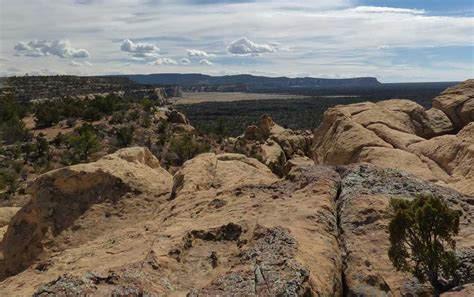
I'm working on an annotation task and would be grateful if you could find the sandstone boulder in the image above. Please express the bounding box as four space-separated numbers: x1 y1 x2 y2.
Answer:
433 79 474 129
0 147 172 280
426 107 455 136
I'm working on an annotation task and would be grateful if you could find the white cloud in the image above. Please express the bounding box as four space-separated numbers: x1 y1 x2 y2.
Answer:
120 39 160 60
187 49 213 57
14 40 90 58
1 0 473 81
227 37 278 56
199 59 213 66
180 57 191 65
70 60 93 67
350 6 425 15
121 39 159 52
148 58 178 65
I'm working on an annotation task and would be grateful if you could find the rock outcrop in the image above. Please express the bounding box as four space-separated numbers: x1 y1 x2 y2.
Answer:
433 79 474 129
0 148 472 295
0 147 172 280
312 80 474 195
225 115 313 176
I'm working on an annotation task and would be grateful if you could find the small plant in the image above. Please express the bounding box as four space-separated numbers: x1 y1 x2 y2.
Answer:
165 134 210 166
67 124 100 163
388 194 462 295
116 125 135 148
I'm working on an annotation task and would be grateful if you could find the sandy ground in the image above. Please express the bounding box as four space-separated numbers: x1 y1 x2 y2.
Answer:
23 116 106 141
171 92 309 105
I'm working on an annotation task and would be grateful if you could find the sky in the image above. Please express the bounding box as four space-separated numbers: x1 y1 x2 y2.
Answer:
0 0 473 82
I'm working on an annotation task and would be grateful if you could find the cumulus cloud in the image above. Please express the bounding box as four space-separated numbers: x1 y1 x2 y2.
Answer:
227 37 277 55
187 49 213 57
70 60 93 67
14 40 90 58
147 58 178 65
199 59 213 66
120 39 160 60
180 58 191 65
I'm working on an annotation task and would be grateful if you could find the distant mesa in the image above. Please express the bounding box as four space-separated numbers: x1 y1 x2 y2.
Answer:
124 73 382 89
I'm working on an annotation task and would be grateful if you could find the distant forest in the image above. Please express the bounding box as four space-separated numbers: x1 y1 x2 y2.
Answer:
177 82 458 137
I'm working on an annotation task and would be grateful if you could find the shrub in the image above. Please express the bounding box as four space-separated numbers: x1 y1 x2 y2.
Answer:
0 117 29 144
166 134 210 166
116 125 135 148
388 194 462 295
67 124 100 163
34 102 60 128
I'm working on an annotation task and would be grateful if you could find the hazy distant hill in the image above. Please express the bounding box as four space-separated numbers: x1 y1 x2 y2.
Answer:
125 73 382 89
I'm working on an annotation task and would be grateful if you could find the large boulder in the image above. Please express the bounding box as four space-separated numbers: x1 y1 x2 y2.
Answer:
433 79 474 129
0 147 173 280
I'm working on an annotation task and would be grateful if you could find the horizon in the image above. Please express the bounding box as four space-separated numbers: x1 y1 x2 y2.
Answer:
1 0 473 83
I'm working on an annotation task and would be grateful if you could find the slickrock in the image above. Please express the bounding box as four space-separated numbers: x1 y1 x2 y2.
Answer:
312 80 474 195
0 152 344 296
0 148 472 296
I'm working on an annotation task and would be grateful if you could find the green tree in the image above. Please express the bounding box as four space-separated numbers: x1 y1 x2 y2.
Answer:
35 134 50 160
388 194 462 295
116 125 135 148
68 124 100 163
0 95 30 144
166 134 210 166
34 102 60 128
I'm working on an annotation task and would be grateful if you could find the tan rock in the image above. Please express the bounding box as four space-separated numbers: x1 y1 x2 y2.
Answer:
259 140 287 176
366 123 425 150
433 79 474 129
0 147 173 280
312 108 392 165
0 207 20 228
355 146 436 181
442 284 474 297
426 107 455 136
171 153 277 196
283 155 314 176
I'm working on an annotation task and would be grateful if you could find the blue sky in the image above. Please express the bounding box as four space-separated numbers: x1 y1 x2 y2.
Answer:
0 0 473 82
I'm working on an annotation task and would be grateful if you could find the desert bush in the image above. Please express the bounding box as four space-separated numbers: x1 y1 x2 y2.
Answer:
116 125 135 147
388 194 462 295
165 134 210 166
34 101 61 128
66 124 100 163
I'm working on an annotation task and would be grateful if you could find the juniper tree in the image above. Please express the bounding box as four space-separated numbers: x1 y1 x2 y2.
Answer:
388 194 462 296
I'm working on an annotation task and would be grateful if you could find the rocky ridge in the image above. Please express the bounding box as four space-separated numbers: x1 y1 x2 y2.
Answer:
0 80 472 296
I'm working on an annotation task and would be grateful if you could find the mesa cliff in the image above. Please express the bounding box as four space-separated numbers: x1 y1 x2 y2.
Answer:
0 80 472 296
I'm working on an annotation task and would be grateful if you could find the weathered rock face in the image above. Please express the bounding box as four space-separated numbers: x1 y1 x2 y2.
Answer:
0 149 472 295
312 80 474 195
433 79 474 129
